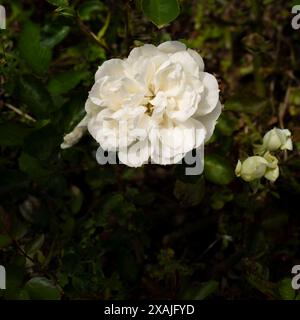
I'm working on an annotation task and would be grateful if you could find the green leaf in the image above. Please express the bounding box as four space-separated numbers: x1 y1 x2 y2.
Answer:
19 22 52 75
41 25 70 48
0 123 30 147
182 280 219 300
174 176 205 207
278 278 296 300
18 75 54 119
215 113 238 136
48 70 89 96
24 277 61 300
204 154 234 186
142 0 180 27
46 0 75 17
194 281 219 300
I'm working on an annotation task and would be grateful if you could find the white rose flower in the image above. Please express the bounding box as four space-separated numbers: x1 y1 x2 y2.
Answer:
61 41 222 168
262 127 293 152
235 152 279 182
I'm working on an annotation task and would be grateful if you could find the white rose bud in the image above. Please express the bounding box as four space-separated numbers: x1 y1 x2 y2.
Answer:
236 152 280 182
235 156 269 182
262 127 293 151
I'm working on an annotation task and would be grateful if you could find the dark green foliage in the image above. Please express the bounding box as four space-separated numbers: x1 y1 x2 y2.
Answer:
18 22 52 75
204 154 234 186
141 0 180 27
0 0 300 300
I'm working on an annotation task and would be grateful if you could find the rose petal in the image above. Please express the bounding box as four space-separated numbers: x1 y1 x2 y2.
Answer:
118 139 150 167
95 59 125 81
157 41 186 53
197 101 222 142
196 72 220 115
187 49 205 71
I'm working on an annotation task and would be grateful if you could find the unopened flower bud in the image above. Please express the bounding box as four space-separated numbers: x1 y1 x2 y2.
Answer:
236 152 280 182
235 156 268 182
262 127 292 151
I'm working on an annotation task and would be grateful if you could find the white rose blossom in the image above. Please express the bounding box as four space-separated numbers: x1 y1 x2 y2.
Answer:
61 41 222 168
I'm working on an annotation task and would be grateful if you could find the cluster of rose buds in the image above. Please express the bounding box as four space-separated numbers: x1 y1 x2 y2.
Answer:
235 128 292 182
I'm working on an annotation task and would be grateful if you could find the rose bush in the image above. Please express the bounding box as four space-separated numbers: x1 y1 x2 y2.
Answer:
62 41 222 168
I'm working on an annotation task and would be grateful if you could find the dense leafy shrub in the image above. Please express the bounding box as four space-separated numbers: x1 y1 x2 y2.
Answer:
0 0 300 300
